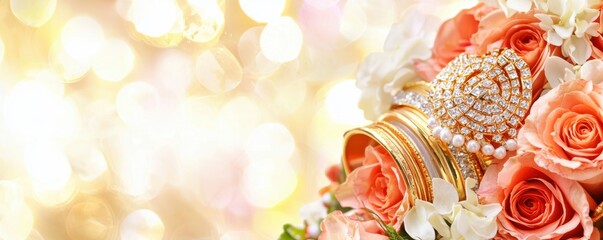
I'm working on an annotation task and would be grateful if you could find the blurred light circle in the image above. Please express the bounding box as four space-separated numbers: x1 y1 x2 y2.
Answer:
120 209 165 240
128 0 182 37
26 230 45 240
239 0 285 23
298 2 347 49
0 36 4 65
260 17 303 63
170 223 220 240
61 16 105 62
23 142 72 191
49 40 90 82
242 162 297 208
10 0 56 27
244 123 295 164
66 199 115 240
339 0 367 41
154 49 193 95
304 0 339 10
183 0 224 43
325 80 366 125
66 143 108 182
194 46 242 93
216 96 262 150
116 81 159 126
0 181 33 240
92 38 136 82
237 26 280 78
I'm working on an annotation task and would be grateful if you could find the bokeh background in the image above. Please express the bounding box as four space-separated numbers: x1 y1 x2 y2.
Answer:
0 0 477 239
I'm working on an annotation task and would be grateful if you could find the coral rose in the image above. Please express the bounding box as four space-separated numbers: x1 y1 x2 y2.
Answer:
335 144 410 229
472 10 562 98
318 210 388 240
590 4 603 59
478 153 597 240
518 79 603 201
432 3 494 67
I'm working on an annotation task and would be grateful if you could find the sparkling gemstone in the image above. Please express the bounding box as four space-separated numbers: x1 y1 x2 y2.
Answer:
493 134 502 142
520 100 529 109
509 128 517 136
445 100 454 108
511 96 519 104
522 80 532 89
475 133 484 139
459 117 469 125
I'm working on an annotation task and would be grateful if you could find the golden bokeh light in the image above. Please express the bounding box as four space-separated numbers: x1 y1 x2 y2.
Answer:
0 0 416 238
9 0 56 27
120 209 165 240
194 45 243 93
260 16 304 63
239 0 286 23
61 15 105 62
92 38 136 82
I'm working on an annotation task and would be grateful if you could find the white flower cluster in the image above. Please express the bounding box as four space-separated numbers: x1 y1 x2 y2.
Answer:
403 178 502 240
482 0 601 64
356 10 441 120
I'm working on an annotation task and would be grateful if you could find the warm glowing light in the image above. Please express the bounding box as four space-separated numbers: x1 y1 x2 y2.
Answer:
245 123 295 164
340 0 367 41
0 36 4 65
23 142 72 191
128 0 182 37
153 49 193 95
61 16 105 62
238 27 280 78
239 0 286 23
260 17 303 63
120 209 165 240
243 162 297 208
10 0 56 27
66 143 108 182
116 81 160 126
66 199 114 240
3 74 78 141
183 0 224 43
195 46 243 93
92 38 136 82
0 181 33 240
304 0 339 10
216 96 262 150
49 40 90 82
325 80 366 125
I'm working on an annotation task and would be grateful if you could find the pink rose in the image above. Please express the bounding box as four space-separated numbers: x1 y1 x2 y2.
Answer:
479 153 596 240
432 3 494 67
471 10 562 98
318 210 388 240
335 145 410 229
519 79 603 201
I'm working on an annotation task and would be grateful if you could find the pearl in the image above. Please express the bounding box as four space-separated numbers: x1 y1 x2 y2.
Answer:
451 134 465 147
427 118 438 129
494 146 507 159
432 126 442 137
505 139 518 151
466 140 480 153
439 128 452 143
482 144 495 155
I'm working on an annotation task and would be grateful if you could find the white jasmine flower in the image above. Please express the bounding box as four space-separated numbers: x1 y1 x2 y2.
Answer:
403 178 501 240
544 56 603 89
356 9 441 120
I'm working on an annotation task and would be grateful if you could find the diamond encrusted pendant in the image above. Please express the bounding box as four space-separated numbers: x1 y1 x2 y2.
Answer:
427 49 532 159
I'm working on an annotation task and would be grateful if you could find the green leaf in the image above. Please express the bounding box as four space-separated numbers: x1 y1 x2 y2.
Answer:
278 224 305 240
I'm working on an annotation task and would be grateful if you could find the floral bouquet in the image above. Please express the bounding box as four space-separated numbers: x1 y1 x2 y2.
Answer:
280 0 603 239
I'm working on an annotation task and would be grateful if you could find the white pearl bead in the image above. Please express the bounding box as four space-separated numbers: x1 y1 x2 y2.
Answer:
451 134 465 147
432 126 443 137
440 128 453 143
505 139 518 151
427 118 439 129
466 140 480 153
482 144 495 155
494 146 507 159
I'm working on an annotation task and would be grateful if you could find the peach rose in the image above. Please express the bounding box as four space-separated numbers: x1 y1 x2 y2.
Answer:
518 79 603 201
590 4 603 59
479 153 596 240
432 3 494 67
335 144 410 229
472 10 562 98
318 210 388 240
